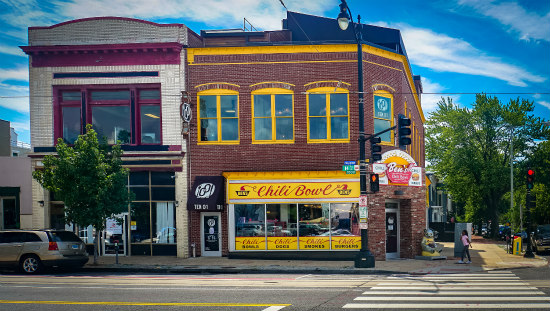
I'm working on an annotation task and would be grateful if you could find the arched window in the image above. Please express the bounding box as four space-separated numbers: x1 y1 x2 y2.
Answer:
307 87 349 143
252 88 294 143
197 89 239 143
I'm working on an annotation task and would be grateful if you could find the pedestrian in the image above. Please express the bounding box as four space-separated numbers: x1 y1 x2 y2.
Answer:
458 229 472 264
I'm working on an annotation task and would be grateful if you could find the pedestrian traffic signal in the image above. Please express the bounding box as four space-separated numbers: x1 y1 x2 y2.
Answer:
526 169 534 190
398 114 411 150
370 173 379 192
370 136 382 162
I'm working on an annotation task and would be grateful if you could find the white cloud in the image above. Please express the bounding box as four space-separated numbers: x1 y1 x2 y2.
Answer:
395 24 546 87
0 45 26 57
458 0 550 42
0 66 29 82
0 82 30 113
538 100 550 110
420 77 461 114
10 120 30 132
54 0 332 31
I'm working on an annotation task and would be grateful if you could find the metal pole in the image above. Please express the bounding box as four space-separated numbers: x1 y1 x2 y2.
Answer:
341 0 375 268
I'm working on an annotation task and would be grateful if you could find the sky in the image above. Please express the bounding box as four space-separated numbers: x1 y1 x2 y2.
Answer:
0 0 549 144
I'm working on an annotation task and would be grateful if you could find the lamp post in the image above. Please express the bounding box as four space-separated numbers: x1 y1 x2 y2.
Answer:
338 0 375 268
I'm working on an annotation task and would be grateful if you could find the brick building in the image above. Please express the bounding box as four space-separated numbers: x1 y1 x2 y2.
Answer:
186 12 426 260
21 17 199 257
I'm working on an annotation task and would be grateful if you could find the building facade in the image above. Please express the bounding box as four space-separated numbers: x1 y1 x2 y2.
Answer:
21 17 199 256
186 12 426 260
22 12 427 260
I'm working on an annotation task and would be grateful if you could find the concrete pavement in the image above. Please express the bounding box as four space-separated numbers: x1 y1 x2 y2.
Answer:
83 236 548 274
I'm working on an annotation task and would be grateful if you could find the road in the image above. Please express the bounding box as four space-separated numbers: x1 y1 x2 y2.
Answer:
0 268 549 310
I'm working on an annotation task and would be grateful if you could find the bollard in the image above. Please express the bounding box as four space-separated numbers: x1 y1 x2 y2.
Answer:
115 240 119 264
191 242 196 258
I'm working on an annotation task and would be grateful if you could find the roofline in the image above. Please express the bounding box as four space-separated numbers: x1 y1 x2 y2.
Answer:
29 16 184 30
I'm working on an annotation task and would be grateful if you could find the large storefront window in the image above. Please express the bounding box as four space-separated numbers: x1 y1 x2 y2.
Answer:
54 85 162 146
233 203 360 251
128 171 176 254
373 92 393 143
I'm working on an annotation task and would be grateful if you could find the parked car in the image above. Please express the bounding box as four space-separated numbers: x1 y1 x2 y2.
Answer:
0 229 89 274
531 224 550 254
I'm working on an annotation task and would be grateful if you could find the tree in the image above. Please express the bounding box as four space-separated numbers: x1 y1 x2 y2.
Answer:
426 95 545 238
33 125 133 264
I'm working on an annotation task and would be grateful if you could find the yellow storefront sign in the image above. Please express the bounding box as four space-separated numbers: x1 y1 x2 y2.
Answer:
331 236 361 249
299 236 330 250
267 237 298 250
235 237 265 250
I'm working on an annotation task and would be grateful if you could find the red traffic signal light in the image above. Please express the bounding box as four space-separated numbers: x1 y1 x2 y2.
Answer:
527 169 535 190
370 173 379 192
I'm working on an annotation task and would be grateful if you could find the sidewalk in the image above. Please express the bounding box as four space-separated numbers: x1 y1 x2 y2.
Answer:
83 236 547 275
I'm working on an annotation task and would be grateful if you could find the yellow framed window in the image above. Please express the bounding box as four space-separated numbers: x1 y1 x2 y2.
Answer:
307 87 349 142
197 89 239 143
252 88 294 143
373 91 393 144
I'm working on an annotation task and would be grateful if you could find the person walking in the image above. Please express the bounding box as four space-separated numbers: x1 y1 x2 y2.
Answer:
458 229 472 264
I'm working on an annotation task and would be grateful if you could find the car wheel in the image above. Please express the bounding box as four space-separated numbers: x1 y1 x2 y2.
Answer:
20 255 42 274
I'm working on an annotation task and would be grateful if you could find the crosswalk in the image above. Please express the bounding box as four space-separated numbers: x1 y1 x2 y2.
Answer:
343 271 550 309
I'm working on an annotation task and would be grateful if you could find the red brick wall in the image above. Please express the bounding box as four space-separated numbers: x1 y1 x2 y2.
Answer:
186 47 425 259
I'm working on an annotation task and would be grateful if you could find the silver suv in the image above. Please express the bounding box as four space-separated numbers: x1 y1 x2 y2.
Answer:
0 230 89 274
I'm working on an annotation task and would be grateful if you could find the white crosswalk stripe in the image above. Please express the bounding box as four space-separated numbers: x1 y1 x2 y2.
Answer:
343 272 550 309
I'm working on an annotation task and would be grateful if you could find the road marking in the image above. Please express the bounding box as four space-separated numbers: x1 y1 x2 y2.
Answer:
363 288 544 296
343 303 550 309
370 286 540 290
354 296 550 301
263 306 287 311
0 300 291 307
375 282 526 285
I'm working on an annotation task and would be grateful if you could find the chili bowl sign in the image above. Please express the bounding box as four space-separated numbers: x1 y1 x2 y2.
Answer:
372 150 422 187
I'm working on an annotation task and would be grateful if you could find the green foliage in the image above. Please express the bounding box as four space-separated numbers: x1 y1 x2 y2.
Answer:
426 94 545 237
33 125 132 231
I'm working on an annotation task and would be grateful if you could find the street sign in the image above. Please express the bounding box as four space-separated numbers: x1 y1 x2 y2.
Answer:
346 170 356 174
359 195 367 207
344 161 356 165
342 165 355 171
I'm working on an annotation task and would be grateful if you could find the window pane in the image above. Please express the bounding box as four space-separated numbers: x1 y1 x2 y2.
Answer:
131 202 150 243
139 90 160 100
221 118 238 141
91 90 130 100
254 118 272 140
298 204 330 237
151 172 175 185
200 119 218 141
62 91 81 101
129 171 149 186
140 105 161 144
62 106 81 144
330 93 348 116
308 94 326 116
92 106 131 144
330 116 348 139
267 204 297 237
151 187 175 201
254 95 271 117
374 119 392 142
330 203 360 236
275 94 292 117
235 204 265 237
199 96 217 118
275 117 293 140
220 95 238 117
309 117 327 140
153 202 176 244
130 187 149 201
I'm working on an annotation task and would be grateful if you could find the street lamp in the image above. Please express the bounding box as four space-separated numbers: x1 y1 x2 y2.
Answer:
337 0 375 268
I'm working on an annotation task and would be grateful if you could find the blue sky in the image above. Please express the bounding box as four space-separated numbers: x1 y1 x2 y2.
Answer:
0 0 549 144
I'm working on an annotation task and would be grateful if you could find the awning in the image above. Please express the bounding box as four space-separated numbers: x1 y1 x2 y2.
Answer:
187 176 225 211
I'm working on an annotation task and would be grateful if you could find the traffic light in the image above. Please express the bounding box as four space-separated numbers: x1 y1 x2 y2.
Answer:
370 173 379 192
527 193 536 209
398 114 411 150
370 136 382 162
526 168 535 191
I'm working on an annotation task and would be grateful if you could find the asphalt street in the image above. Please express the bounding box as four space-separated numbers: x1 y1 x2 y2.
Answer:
1 268 549 311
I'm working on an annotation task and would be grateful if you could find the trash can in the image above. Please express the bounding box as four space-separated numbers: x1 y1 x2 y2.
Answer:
513 236 522 255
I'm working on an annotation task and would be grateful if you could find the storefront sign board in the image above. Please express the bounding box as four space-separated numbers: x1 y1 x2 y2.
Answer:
299 236 330 250
331 236 361 249
267 237 298 250
235 237 266 250
372 150 423 186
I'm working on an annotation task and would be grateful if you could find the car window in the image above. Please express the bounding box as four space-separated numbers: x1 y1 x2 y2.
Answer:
49 231 82 242
25 233 42 242
0 232 26 243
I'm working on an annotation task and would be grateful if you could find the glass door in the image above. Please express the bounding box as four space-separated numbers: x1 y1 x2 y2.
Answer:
385 202 399 259
201 212 222 256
